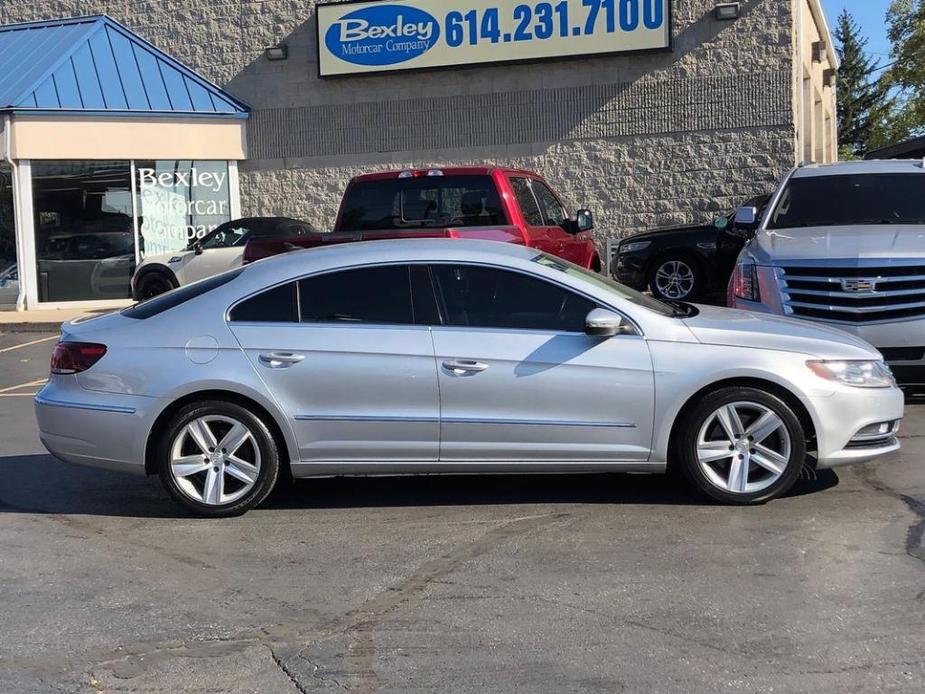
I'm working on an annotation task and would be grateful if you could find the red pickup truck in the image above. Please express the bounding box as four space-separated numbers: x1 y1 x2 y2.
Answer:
243 167 602 270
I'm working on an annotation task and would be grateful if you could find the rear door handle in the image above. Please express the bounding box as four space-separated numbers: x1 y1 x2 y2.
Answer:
259 352 305 368
443 359 489 375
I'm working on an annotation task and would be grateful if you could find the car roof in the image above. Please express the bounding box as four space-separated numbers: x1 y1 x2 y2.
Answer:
792 159 925 178
241 238 537 283
351 167 540 182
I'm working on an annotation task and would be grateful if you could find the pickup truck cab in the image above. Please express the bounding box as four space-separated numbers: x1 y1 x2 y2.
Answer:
728 159 925 386
244 167 601 270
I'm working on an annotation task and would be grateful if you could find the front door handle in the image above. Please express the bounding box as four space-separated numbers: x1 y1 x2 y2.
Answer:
443 359 489 375
259 352 305 368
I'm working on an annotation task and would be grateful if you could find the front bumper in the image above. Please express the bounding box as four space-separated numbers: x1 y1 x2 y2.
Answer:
807 383 904 468
34 379 163 475
613 252 648 288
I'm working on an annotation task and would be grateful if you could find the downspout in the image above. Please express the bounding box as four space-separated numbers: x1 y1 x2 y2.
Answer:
796 0 805 165
2 113 26 311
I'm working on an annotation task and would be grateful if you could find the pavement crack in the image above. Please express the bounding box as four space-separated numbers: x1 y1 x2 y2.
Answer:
268 648 312 694
855 465 925 566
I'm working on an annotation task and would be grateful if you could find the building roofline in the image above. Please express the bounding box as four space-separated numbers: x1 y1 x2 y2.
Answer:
807 0 840 70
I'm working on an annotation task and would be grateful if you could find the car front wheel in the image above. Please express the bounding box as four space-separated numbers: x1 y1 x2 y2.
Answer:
677 387 806 505
649 256 701 301
157 401 280 517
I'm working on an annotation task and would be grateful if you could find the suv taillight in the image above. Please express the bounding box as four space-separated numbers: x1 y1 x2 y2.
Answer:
51 342 107 375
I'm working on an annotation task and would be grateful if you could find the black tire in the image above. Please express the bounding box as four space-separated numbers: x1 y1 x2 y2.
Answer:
677 387 806 505
157 400 280 517
648 254 703 301
135 272 175 301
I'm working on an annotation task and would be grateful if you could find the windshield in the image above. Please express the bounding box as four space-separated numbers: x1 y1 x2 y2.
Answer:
532 254 685 318
769 174 925 229
340 176 508 231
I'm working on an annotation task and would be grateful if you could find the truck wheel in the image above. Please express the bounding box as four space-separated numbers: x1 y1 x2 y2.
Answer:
649 255 702 301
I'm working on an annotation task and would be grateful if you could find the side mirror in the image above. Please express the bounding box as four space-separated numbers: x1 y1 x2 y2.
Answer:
733 206 759 228
576 208 594 233
585 308 633 337
193 241 204 256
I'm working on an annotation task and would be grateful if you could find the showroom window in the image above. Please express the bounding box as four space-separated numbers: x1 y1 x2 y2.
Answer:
136 160 232 256
32 161 136 303
0 163 16 308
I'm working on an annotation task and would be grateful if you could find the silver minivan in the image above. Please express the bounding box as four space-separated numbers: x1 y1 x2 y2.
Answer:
729 159 925 386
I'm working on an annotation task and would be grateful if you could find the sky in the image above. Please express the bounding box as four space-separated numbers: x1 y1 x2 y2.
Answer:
821 0 893 64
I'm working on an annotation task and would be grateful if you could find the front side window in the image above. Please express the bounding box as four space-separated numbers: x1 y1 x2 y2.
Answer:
769 174 925 229
532 181 569 227
431 264 595 332
339 176 506 231
198 221 259 250
299 265 414 324
510 177 544 226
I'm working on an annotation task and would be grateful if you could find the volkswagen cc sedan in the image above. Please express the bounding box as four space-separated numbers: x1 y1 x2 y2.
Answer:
35 240 903 516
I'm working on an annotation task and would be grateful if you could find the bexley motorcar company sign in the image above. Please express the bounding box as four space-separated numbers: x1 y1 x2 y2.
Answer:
316 0 670 77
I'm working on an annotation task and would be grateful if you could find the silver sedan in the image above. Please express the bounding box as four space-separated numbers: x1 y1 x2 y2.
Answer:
35 240 904 516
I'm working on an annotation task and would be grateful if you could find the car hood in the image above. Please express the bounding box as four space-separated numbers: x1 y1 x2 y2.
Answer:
749 225 925 263
623 224 715 243
682 304 879 360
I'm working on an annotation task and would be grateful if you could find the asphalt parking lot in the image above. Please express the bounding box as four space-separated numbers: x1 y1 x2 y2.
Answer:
0 329 923 693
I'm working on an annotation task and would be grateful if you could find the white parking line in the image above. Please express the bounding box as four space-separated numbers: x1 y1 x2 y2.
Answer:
0 379 47 394
0 335 59 353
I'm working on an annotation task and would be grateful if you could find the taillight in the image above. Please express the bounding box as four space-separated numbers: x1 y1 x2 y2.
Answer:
50 342 107 375
730 262 760 303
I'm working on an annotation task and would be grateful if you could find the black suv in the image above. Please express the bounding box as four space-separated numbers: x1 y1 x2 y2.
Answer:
612 194 770 302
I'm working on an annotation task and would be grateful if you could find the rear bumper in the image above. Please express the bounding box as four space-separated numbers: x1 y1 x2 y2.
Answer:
34 382 162 475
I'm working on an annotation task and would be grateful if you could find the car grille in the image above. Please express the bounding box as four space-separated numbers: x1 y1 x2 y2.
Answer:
780 265 925 323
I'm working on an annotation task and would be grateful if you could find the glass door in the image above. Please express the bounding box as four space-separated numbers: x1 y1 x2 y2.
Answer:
0 163 16 308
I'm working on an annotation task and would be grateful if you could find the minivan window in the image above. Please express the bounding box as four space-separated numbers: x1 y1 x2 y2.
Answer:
769 174 925 229
339 176 507 231
431 264 595 332
299 265 414 325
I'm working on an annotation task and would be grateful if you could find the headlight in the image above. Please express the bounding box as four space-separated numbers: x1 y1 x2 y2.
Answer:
620 241 651 254
732 261 760 302
806 360 896 388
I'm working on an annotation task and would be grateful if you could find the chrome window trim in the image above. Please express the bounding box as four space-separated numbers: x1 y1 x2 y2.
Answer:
294 414 636 428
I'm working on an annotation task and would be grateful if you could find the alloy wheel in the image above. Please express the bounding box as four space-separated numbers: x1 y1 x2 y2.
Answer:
655 260 695 299
696 401 792 494
168 415 262 506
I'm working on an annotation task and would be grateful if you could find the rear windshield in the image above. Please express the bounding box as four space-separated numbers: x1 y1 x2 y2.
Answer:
123 270 243 319
339 176 507 231
769 173 925 229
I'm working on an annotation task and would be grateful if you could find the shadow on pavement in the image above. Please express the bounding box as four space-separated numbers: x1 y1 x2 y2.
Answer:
0 453 839 519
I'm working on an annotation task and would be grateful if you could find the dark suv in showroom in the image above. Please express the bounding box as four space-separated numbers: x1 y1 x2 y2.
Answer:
612 194 770 302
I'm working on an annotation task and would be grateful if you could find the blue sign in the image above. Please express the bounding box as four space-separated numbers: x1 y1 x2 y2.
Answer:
324 4 441 67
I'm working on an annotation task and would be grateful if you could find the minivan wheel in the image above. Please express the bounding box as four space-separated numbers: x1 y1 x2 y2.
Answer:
157 401 280 517
677 387 806 505
650 256 700 301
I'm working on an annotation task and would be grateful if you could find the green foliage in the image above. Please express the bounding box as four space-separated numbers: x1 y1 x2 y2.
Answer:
834 10 893 157
885 0 925 139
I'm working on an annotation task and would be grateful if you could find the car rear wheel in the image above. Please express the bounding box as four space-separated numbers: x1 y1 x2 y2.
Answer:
649 256 701 301
157 401 280 517
136 272 175 301
677 387 805 505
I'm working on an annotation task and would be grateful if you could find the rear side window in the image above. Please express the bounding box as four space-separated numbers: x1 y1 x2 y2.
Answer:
339 176 506 231
769 174 925 229
229 282 298 322
124 270 243 319
431 264 595 332
299 266 414 324
510 177 544 226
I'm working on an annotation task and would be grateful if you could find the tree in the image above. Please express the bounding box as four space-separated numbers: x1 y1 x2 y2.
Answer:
885 0 925 139
833 10 892 158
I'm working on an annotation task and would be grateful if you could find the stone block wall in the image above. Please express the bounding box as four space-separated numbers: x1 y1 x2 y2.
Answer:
0 0 797 240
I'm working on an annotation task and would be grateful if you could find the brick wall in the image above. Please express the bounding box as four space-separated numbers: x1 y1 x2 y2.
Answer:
0 0 797 239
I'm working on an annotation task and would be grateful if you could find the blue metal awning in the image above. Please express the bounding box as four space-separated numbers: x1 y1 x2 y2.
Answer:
0 15 248 118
